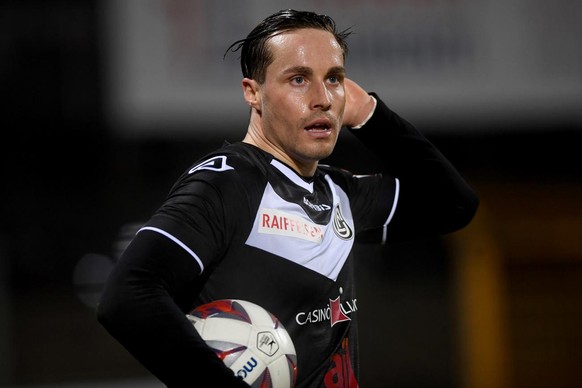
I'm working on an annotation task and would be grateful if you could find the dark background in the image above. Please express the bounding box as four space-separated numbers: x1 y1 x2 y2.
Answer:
2 2 581 387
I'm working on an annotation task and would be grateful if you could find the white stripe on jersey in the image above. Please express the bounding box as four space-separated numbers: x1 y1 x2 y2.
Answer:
271 159 314 192
138 226 205 273
382 177 400 243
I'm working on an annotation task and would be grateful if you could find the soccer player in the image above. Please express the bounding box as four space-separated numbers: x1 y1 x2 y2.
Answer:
97 9 479 387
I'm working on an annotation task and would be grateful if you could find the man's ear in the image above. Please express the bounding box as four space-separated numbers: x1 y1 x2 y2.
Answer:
242 78 261 111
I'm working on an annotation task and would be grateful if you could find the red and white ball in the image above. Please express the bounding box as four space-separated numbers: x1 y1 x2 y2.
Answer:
187 299 297 387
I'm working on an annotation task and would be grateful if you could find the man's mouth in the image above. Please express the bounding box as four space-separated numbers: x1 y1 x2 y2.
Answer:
305 118 333 132
306 123 331 132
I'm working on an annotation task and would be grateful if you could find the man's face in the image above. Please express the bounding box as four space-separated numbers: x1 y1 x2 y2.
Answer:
258 28 346 171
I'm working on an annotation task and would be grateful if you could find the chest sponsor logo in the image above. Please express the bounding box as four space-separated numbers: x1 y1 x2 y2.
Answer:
258 208 324 243
295 294 357 327
333 206 353 240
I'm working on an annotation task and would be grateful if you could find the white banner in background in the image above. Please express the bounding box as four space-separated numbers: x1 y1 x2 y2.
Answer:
103 0 582 136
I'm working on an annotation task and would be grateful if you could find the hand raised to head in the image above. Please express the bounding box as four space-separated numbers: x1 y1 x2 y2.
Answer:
342 78 375 128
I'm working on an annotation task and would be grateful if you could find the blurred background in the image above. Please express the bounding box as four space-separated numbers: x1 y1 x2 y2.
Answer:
2 0 581 387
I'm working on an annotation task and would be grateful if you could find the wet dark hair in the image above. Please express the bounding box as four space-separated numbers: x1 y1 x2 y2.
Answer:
225 9 352 83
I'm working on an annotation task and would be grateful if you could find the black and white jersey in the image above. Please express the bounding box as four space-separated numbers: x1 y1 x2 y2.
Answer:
142 141 398 385
97 94 479 387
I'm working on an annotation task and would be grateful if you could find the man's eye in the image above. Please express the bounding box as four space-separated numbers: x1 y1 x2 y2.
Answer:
292 76 305 84
328 76 341 84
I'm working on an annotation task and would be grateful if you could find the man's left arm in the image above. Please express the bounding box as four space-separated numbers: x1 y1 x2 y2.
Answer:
342 78 479 242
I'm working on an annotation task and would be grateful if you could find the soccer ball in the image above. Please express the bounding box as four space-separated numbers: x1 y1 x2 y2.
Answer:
187 299 298 388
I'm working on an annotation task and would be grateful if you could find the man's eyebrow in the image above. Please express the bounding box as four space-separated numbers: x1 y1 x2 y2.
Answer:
282 66 346 76
328 66 346 76
283 66 313 75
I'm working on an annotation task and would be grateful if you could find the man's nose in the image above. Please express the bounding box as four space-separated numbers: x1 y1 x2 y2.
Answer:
311 81 332 111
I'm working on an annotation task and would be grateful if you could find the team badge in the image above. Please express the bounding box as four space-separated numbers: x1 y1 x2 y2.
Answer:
332 206 353 240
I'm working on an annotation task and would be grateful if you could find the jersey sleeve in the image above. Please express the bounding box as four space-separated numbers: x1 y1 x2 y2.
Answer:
320 165 398 244
145 172 233 275
348 93 479 243
97 152 254 387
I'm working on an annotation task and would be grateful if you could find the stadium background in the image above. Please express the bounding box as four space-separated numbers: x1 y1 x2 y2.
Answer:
2 1 581 387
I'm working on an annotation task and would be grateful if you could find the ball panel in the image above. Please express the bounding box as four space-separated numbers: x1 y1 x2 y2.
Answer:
200 316 252 344
190 299 252 323
271 326 295 354
188 299 297 388
250 367 273 388
266 355 296 388
285 354 299 386
235 300 277 328
204 341 247 367
228 348 269 383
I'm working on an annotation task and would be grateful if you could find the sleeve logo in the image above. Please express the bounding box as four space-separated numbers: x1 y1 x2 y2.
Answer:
188 155 234 174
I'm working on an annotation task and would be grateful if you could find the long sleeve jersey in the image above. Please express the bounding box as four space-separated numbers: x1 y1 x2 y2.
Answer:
97 94 479 387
